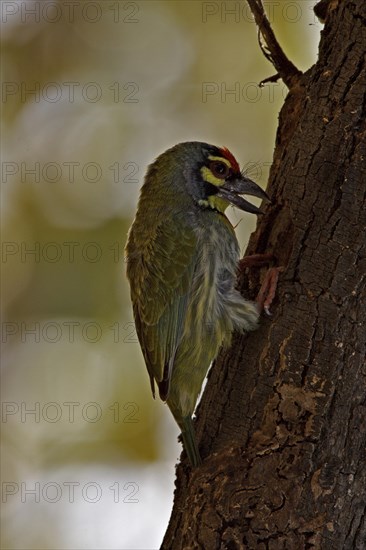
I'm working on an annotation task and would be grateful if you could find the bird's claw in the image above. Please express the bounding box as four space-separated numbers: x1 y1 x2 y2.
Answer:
264 305 272 317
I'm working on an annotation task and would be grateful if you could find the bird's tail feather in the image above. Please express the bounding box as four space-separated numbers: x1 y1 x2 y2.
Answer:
180 416 202 467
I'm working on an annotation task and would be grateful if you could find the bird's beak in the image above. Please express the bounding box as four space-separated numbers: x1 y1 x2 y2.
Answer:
217 176 270 214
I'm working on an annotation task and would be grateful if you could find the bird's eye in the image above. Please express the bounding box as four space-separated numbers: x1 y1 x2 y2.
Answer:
209 161 230 179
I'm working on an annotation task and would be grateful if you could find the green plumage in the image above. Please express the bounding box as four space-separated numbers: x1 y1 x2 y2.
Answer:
125 142 265 466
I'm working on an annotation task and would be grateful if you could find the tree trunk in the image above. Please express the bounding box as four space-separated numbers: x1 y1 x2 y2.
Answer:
162 1 366 549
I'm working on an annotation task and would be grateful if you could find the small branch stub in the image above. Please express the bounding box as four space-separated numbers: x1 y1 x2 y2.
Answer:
246 0 303 89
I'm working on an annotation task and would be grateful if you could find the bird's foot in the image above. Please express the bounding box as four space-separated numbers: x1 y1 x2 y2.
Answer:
238 253 284 316
256 266 285 316
238 253 275 270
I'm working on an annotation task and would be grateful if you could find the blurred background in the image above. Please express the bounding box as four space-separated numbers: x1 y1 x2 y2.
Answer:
1 1 320 548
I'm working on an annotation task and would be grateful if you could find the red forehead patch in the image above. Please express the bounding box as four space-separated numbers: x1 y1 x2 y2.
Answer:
219 147 240 173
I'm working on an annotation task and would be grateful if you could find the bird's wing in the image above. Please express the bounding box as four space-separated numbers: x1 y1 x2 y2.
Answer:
127 217 197 400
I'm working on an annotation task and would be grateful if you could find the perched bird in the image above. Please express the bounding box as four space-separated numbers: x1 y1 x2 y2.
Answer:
125 142 269 466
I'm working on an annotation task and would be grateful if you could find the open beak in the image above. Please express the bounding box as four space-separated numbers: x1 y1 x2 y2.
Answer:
217 176 270 214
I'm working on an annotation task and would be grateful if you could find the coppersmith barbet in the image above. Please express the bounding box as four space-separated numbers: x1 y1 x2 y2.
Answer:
125 142 268 466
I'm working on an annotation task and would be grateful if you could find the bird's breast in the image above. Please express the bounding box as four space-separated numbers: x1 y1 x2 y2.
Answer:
183 213 240 339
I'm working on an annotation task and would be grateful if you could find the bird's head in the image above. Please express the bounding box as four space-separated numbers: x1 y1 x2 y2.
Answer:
163 141 269 215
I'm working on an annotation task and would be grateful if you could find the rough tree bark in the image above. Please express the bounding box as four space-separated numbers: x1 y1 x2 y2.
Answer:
162 1 366 549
